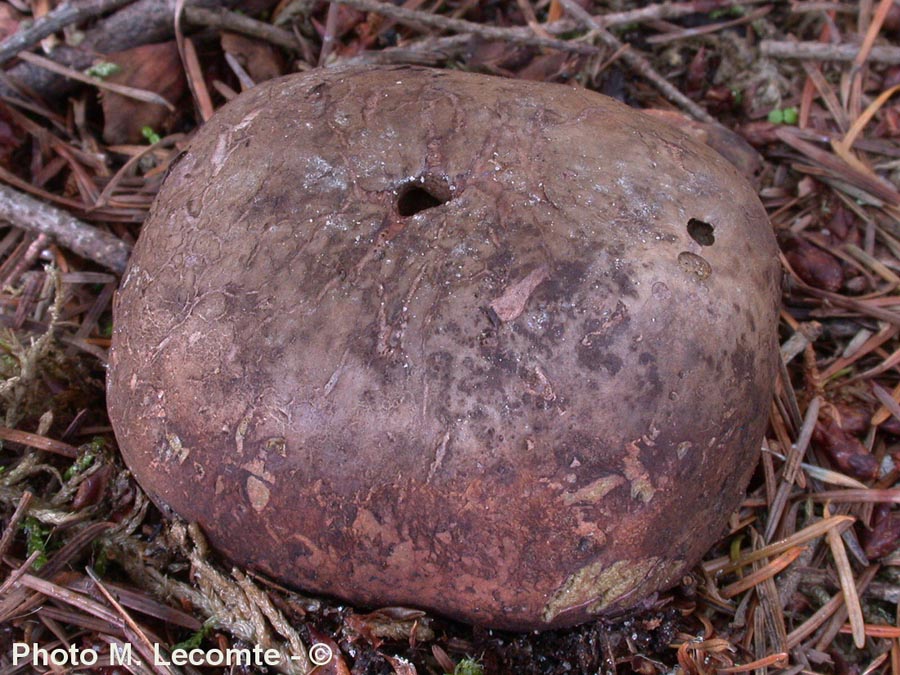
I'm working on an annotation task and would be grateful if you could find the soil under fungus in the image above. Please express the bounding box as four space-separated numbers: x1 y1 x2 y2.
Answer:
107 65 781 630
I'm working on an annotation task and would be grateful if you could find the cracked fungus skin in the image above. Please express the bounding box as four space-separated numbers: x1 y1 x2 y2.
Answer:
107 65 781 630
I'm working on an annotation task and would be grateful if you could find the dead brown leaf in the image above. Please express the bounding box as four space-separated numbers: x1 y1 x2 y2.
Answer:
307 626 351 675
863 505 900 559
101 41 186 145
813 418 880 482
784 239 844 292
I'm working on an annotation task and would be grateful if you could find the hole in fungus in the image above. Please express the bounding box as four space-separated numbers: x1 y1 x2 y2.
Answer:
398 186 442 215
396 176 452 217
687 218 715 246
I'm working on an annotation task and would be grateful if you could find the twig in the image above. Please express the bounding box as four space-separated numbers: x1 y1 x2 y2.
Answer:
805 489 900 503
801 284 900 325
775 127 900 205
761 39 900 64
319 2 341 66
0 0 135 66
67 575 201 630
342 2 752 69
224 51 256 89
0 425 79 457
788 2 859 14
556 0 717 124
0 490 33 561
516 0 554 40
0 0 244 102
183 6 303 53
14 573 124 627
645 5 772 45
171 0 212 129
720 546 806 599
0 182 130 273
340 33 472 66
0 0 752 102
180 36 214 122
703 515 856 574
0 521 112 624
717 653 789 673
87 567 181 675
853 0 895 70
764 397 821 542
0 550 42 597
396 0 777 39
16 51 175 110
95 133 185 208
335 0 601 56
544 0 774 30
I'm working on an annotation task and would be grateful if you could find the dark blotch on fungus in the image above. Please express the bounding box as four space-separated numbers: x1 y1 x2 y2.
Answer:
107 66 781 631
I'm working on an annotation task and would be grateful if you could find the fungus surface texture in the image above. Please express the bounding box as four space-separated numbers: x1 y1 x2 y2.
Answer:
108 66 781 630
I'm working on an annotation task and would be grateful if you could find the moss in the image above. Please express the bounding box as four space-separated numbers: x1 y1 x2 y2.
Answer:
21 516 51 570
449 658 483 675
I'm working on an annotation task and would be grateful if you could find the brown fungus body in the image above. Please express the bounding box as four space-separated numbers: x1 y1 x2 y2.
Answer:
108 66 781 630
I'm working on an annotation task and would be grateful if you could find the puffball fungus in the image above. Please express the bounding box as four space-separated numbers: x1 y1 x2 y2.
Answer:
108 66 780 630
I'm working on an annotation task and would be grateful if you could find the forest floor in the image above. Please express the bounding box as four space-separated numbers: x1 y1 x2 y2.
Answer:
1 1 900 674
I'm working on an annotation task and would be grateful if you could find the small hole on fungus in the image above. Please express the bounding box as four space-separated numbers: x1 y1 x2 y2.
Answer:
396 178 451 217
687 218 715 246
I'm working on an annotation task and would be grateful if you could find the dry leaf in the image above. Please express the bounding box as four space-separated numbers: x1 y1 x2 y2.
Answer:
101 42 186 145
306 626 351 675
466 38 532 72
863 505 900 559
517 52 578 82
785 240 844 292
813 418 880 481
345 607 434 646
71 465 112 510
830 402 870 435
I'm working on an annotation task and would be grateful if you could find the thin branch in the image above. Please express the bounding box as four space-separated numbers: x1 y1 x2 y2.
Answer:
0 490 33 561
0 425 79 457
319 1 342 66
340 33 472 66
761 39 900 64
335 0 602 56
645 5 773 45
0 0 135 67
0 0 759 102
556 0 717 124
341 2 757 69
545 0 773 32
0 182 130 273
16 51 175 110
0 0 244 102
183 6 304 53
87 567 180 675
